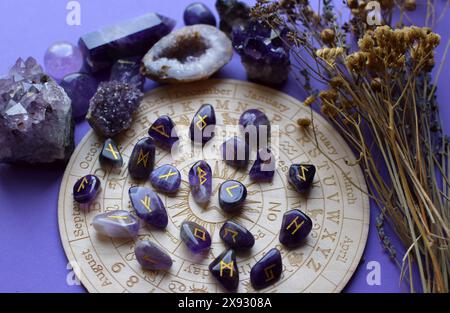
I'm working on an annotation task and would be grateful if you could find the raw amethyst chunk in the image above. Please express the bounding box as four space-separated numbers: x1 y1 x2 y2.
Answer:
216 0 250 37
60 72 98 119
184 3 216 26
110 58 145 91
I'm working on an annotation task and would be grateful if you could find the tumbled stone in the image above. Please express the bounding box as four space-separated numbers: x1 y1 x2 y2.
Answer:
0 57 74 164
239 109 270 148
189 160 213 204
99 138 123 168
73 174 101 204
209 249 239 292
110 58 145 91
78 12 175 73
142 25 232 83
129 186 168 229
184 2 216 26
128 137 156 180
60 72 98 119
148 115 179 148
288 164 316 193
86 81 143 137
135 240 173 271
93 210 139 238
249 148 275 182
219 180 247 213
180 221 211 254
250 248 282 290
216 0 250 37
220 220 255 250
44 41 83 80
150 164 181 194
221 136 250 168
279 209 313 248
190 104 216 144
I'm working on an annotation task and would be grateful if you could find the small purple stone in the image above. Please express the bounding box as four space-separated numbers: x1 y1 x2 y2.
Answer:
148 115 179 148
128 137 156 180
44 42 83 80
190 104 216 144
279 209 312 248
150 164 181 194
239 109 271 149
110 58 145 91
73 175 101 204
220 220 255 250
93 210 139 238
180 221 211 254
219 180 247 213
250 248 282 290
184 2 216 26
135 240 173 271
288 164 316 193
189 160 213 204
221 136 250 168
60 73 98 119
209 249 239 292
249 149 275 181
129 186 168 229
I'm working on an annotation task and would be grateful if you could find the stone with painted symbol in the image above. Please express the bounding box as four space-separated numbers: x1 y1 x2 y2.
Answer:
220 220 255 250
288 164 316 193
99 138 123 168
250 248 282 290
189 160 213 204
180 221 211 254
93 210 139 238
150 164 181 194
189 104 216 144
219 180 247 213
279 209 312 248
128 137 156 180
249 148 275 182
209 249 239 292
148 115 179 148
129 186 168 229
221 136 250 168
73 174 101 204
135 240 173 271
239 109 271 149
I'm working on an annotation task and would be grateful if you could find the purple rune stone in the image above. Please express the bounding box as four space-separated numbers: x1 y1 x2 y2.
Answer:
110 58 145 91
219 180 247 213
216 0 250 37
73 175 101 204
129 186 168 229
221 136 250 168
180 221 211 254
93 210 139 238
190 104 216 144
250 248 282 290
44 41 83 80
184 2 217 26
189 160 213 204
135 240 173 271
288 164 316 193
99 138 123 168
220 220 255 250
128 137 156 180
239 109 270 149
150 164 181 194
249 148 275 182
279 209 313 248
148 115 179 148
60 72 98 119
209 249 239 292
78 12 176 73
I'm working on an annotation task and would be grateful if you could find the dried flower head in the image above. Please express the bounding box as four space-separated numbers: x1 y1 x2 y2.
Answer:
297 117 312 127
304 95 316 106
321 28 336 44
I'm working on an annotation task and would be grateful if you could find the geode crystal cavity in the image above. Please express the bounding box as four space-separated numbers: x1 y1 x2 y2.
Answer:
0 57 74 164
142 25 232 83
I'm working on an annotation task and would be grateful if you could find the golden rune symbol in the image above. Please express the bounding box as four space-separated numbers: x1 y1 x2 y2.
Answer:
151 124 170 138
159 169 177 180
106 143 119 160
108 215 129 221
194 228 207 241
225 185 240 197
264 264 277 282
195 114 208 130
140 196 152 213
77 177 89 192
223 228 239 243
142 255 158 264
286 216 305 235
297 166 309 181
136 149 150 167
197 167 208 185
219 260 235 277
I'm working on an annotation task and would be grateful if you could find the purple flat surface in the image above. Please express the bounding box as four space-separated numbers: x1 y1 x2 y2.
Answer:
0 0 448 293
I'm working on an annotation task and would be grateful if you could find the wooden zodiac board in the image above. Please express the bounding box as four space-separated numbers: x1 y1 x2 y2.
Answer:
58 79 369 293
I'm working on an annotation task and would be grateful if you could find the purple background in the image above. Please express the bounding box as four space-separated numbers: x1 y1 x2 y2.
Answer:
0 0 448 293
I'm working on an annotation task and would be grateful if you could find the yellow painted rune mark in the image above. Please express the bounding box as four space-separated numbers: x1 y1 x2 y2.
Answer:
195 114 208 130
226 185 240 197
142 255 158 264
197 167 207 185
286 216 305 235
140 196 151 213
194 228 207 241
219 260 235 277
136 149 149 167
77 177 89 192
159 169 177 180
151 124 170 138
264 264 277 282
106 143 119 160
223 228 238 243
108 215 129 221
297 166 309 181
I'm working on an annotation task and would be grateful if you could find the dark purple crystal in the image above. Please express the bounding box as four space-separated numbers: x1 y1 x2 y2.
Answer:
150 164 181 194
135 240 173 271
73 174 101 204
216 0 250 37
189 160 213 204
209 249 239 292
220 220 255 250
279 209 312 248
60 72 98 119
148 115 179 148
250 248 282 290
129 186 168 229
239 109 271 149
128 137 156 180
180 221 211 254
219 180 247 213
288 164 316 193
110 58 145 91
190 104 216 144
249 148 275 182
184 2 216 26
221 136 250 168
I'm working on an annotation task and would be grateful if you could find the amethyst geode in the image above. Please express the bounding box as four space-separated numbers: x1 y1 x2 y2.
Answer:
0 57 74 164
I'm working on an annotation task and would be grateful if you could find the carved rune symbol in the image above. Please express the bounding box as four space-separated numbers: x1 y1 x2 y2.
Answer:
197 167 208 185
264 264 277 282
136 149 150 167
108 215 129 222
106 143 119 160
286 216 305 235
196 114 208 130
142 255 158 264
141 196 151 213
159 169 177 180
194 228 206 241
226 185 240 197
77 177 89 192
223 228 238 243
297 166 309 181
151 124 170 138
219 260 235 277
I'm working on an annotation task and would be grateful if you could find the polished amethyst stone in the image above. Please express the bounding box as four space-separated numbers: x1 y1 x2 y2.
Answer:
150 164 181 194
135 240 173 271
110 58 145 91
44 42 83 80
190 104 216 144
60 72 98 119
249 149 275 182
279 209 313 248
250 248 282 290
73 175 101 204
180 221 211 254
99 138 123 168
209 249 239 292
148 115 179 148
219 180 247 213
232 21 290 84
129 186 168 229
128 137 156 180
288 164 316 193
189 160 213 204
216 0 250 37
93 210 139 238
221 136 250 168
184 2 216 26
239 109 270 148
220 220 255 250
78 12 176 73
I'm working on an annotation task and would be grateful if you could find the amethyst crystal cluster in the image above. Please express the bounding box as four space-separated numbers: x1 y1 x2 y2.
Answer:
0 57 74 164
